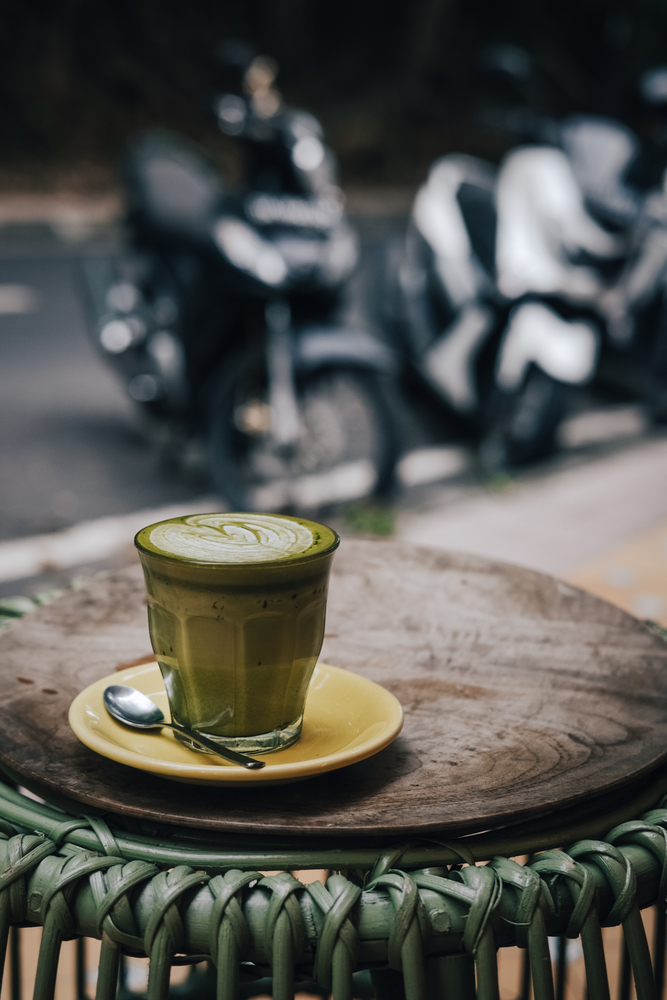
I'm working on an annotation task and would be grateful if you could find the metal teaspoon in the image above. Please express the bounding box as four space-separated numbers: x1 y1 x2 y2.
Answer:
103 684 265 770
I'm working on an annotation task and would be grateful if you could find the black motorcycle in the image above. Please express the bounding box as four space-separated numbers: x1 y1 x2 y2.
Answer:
81 68 398 513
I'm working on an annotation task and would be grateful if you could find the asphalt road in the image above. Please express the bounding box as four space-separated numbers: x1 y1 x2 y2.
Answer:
0 250 216 543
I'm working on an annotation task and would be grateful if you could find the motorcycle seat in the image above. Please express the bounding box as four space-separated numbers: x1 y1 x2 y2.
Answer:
561 116 642 228
125 133 225 243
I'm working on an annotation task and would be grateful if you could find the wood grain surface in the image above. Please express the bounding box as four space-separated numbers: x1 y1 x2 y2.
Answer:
1 538 667 838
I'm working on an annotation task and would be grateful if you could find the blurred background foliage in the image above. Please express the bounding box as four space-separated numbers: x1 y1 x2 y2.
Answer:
2 0 667 190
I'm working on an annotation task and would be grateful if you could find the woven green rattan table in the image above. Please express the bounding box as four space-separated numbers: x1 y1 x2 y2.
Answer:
0 538 667 1000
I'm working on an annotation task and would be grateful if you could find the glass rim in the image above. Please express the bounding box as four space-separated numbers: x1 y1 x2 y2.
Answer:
134 513 340 568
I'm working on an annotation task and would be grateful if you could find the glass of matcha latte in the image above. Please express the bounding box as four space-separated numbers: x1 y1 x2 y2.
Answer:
134 512 339 754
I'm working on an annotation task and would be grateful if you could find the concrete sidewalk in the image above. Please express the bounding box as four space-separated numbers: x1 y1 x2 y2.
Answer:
397 435 667 577
397 433 667 625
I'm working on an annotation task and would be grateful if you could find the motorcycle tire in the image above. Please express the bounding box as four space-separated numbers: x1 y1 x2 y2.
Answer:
479 366 569 471
647 314 667 424
647 379 667 424
207 350 398 512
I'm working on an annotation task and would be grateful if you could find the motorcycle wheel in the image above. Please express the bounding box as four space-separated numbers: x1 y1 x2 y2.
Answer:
479 366 569 470
207 351 398 512
647 313 667 424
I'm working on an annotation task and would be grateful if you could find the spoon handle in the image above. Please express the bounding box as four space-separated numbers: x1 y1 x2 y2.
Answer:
165 722 265 769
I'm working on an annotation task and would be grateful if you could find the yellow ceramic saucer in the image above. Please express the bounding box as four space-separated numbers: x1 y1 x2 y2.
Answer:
69 661 403 785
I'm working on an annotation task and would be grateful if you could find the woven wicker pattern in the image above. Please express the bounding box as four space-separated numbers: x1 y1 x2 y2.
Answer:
1 782 667 1000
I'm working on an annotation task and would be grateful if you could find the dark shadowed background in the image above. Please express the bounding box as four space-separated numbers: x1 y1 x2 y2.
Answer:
1 0 664 192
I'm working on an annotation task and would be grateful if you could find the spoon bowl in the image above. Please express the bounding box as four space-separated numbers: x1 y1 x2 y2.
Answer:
103 684 265 770
104 685 166 728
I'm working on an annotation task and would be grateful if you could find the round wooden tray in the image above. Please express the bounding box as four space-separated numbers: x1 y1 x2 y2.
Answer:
1 538 666 839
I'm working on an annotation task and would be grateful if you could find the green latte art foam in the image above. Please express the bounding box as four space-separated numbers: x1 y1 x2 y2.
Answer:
136 512 337 564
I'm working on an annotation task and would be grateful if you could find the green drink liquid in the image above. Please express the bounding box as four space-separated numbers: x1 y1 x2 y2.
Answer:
135 513 339 753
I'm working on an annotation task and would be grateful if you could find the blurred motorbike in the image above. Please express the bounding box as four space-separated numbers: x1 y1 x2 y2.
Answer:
558 98 667 422
494 96 667 428
81 53 398 512
387 63 667 468
479 49 667 423
387 151 604 467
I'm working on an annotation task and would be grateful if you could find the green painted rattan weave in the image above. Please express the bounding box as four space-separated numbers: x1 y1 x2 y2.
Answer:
0 778 666 1000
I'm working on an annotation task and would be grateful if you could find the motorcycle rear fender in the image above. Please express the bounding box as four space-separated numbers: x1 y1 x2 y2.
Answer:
294 327 398 375
496 301 599 391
